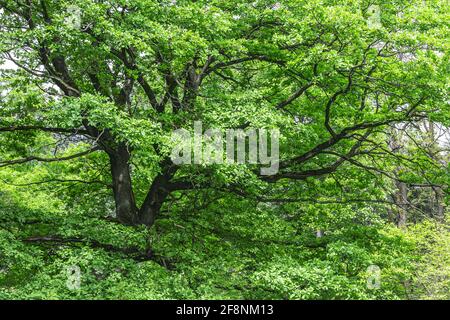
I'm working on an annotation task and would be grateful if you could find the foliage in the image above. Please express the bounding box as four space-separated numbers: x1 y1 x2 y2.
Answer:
0 0 449 300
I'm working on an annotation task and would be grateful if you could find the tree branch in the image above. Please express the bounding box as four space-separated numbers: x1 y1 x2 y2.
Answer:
0 146 100 168
0 125 89 135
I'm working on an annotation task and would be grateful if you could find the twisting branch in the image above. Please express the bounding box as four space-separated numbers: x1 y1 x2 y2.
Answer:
202 54 286 79
279 117 413 170
1 178 111 188
108 47 160 111
0 146 100 168
0 125 89 135
265 129 369 182
275 81 314 110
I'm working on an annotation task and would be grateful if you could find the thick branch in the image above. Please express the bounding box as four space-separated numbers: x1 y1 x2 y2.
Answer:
0 146 100 168
0 125 89 135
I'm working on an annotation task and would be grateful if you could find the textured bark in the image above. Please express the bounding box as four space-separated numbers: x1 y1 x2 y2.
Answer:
108 144 139 225
108 150 178 227
395 180 408 228
137 176 170 226
138 161 178 226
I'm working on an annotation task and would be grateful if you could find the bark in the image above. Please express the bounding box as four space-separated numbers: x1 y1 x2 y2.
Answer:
138 161 178 226
389 128 408 228
108 148 177 227
108 143 139 225
395 180 408 228
426 121 446 221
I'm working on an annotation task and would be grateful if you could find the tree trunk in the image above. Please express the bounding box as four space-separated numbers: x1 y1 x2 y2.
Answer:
425 121 446 222
388 128 408 228
395 180 408 228
109 144 139 225
108 145 177 227
138 160 177 226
